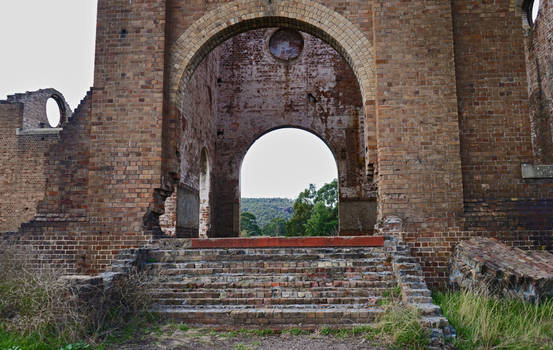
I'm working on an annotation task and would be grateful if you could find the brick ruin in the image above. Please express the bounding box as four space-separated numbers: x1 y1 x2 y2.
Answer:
1 0 553 289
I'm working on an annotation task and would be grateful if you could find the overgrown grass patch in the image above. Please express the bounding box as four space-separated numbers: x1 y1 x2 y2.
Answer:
434 290 553 350
319 304 429 349
0 243 156 350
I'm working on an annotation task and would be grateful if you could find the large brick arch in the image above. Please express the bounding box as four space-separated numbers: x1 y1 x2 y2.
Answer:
167 0 375 104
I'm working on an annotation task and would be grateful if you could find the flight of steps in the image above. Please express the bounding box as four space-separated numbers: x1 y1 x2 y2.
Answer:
139 242 398 328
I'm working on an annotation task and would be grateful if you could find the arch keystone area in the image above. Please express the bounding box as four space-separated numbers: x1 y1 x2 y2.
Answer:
168 0 375 105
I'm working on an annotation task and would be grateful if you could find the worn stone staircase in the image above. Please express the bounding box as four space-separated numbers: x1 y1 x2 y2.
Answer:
106 236 452 344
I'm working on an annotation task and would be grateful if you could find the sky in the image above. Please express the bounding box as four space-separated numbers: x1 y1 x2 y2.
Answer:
0 1 98 110
240 129 338 199
0 1 337 199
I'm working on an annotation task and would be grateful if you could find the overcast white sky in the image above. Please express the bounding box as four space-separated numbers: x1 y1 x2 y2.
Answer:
241 129 337 198
0 1 98 109
0 1 337 199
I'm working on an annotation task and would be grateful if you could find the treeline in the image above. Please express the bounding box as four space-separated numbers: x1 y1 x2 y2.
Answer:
240 179 338 237
240 197 294 228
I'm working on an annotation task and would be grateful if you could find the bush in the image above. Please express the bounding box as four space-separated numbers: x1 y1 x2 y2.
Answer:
0 242 154 349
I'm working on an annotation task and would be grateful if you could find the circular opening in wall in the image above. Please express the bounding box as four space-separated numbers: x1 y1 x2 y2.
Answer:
532 0 540 23
269 29 304 61
46 97 61 127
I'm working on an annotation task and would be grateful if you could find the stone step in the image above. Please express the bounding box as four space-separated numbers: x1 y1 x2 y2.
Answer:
406 296 434 304
153 279 398 290
151 287 389 299
415 303 442 317
154 297 381 307
147 249 387 263
147 265 391 276
149 271 395 284
155 306 384 327
143 258 388 270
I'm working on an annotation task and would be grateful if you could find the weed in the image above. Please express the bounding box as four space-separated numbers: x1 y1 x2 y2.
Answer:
376 303 430 349
252 329 275 337
284 328 309 336
178 324 190 332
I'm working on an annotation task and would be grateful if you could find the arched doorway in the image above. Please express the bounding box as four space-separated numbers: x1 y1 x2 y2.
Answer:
240 128 339 236
164 1 377 238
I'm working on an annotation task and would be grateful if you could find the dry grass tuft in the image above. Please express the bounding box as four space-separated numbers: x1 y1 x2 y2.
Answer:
0 242 154 348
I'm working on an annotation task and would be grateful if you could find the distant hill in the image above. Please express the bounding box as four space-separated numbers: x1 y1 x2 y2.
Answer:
241 198 294 228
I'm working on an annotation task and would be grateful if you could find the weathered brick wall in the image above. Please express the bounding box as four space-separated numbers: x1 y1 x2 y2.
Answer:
526 0 553 163
6 89 71 129
85 0 167 270
3 0 553 285
159 45 220 237
403 229 553 290
210 28 371 237
0 100 60 232
453 0 553 230
35 91 92 217
372 1 464 232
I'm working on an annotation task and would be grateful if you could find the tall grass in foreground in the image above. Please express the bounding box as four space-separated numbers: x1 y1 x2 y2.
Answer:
434 290 553 350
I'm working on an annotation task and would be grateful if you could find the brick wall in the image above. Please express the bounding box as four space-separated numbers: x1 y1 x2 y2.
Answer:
526 0 553 163
372 1 464 232
0 100 60 232
2 0 553 286
85 0 167 270
453 0 553 230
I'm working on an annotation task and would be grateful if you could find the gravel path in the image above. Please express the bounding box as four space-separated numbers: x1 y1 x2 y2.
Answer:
113 327 388 350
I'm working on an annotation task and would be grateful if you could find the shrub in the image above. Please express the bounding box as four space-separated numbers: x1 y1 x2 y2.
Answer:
0 242 154 349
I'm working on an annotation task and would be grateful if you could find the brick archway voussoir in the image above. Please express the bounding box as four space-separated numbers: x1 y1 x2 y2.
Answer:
168 0 375 106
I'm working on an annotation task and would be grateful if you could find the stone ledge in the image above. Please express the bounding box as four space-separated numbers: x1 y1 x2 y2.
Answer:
190 236 385 249
521 163 553 179
16 127 62 136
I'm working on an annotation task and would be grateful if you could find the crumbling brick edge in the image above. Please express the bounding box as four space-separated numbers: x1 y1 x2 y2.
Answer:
385 237 456 349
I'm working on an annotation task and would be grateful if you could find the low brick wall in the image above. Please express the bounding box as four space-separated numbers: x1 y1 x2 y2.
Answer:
449 237 553 302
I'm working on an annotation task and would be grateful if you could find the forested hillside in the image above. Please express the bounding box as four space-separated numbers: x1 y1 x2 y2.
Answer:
240 198 294 227
240 179 338 237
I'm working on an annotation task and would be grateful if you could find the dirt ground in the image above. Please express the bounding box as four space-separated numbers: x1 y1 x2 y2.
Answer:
112 326 387 350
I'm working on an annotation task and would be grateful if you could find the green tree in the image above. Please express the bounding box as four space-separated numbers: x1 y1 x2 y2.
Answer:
262 217 287 236
286 184 316 236
286 179 338 236
240 211 261 236
305 201 338 236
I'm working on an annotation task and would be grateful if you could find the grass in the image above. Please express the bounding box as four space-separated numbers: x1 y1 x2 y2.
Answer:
0 243 156 350
319 304 429 349
434 289 553 350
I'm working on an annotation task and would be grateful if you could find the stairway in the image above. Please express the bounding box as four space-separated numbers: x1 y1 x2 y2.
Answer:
139 240 398 328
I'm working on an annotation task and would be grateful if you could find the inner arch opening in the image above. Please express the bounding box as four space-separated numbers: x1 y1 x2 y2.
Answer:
240 128 339 237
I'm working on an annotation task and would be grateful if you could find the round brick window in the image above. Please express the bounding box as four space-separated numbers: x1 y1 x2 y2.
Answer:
269 29 304 61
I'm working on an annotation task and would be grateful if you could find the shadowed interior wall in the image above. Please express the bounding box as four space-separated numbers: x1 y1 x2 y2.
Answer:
206 28 372 237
